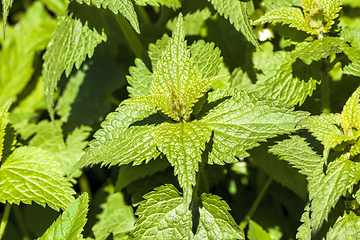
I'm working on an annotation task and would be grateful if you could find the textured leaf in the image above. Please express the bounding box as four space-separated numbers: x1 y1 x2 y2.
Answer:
326 211 360 240
92 185 135 240
76 0 139 33
208 0 260 49
300 113 345 165
190 40 223 79
133 0 181 9
43 14 106 119
253 7 314 34
122 94 176 120
148 34 171 73
255 51 320 107
37 193 89 240
0 99 12 163
126 58 153 98
269 135 322 178
153 121 213 202
2 0 13 39
251 144 308 200
29 120 91 175
166 8 212 36
296 204 311 240
0 146 75 210
291 37 345 61
135 184 242 240
151 13 201 96
134 184 192 239
247 220 273 240
195 193 244 239
202 88 309 164
301 87 360 164
302 0 343 33
343 59 360 77
74 105 160 171
309 154 360 234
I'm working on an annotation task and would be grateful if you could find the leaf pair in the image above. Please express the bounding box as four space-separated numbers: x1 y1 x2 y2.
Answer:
254 0 343 37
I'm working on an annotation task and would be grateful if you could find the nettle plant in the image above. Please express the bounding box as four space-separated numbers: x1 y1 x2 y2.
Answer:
1 0 360 239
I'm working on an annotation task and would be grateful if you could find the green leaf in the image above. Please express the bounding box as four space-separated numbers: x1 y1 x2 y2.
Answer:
29 120 91 176
300 86 360 164
43 14 106 119
247 220 273 240
255 51 320 107
202 88 309 164
300 113 344 165
74 105 160 171
134 184 193 239
0 146 75 211
133 0 181 9
122 94 177 121
135 184 243 240
343 59 360 77
153 121 213 202
92 185 135 240
166 8 212 36
2 0 13 40
0 99 12 163
195 193 244 239
326 211 360 240
253 7 313 34
190 40 223 79
55 69 86 122
126 58 153 98
151 13 201 96
251 144 308 200
115 157 170 191
37 193 89 240
208 0 261 49
76 0 140 33
296 204 311 240
309 154 360 234
291 37 346 61
269 135 322 178
148 34 171 73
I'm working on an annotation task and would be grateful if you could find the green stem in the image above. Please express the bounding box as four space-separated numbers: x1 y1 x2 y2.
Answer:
0 203 11 239
136 5 151 25
78 174 92 200
13 206 30 240
239 177 272 230
321 59 331 113
115 14 143 59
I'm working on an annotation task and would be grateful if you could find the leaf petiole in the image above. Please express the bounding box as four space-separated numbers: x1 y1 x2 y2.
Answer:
0 203 11 240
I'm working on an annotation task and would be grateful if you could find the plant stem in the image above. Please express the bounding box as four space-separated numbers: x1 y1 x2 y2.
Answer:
115 14 143 59
0 203 11 240
78 174 92 200
321 58 331 113
13 206 30 240
239 177 272 230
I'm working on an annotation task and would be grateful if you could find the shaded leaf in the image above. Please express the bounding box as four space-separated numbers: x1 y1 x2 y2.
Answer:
43 14 106 119
76 0 139 33
37 193 89 240
92 185 135 240
208 0 260 49
248 220 273 240
0 99 12 163
195 193 244 239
